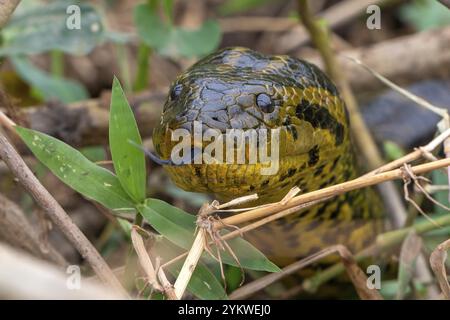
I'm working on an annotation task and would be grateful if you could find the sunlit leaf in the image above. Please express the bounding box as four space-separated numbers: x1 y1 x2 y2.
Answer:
109 77 146 203
16 126 135 212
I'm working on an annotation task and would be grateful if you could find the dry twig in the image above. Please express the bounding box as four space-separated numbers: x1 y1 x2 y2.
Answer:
0 131 127 296
0 0 20 29
130 227 177 299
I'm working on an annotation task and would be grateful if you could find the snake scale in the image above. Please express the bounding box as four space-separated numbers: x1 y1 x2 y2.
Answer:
153 47 384 265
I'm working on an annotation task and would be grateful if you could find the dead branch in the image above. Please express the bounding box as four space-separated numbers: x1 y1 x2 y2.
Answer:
265 0 387 53
0 131 128 296
307 26 450 95
219 17 297 33
0 0 20 29
0 192 67 266
6 90 165 148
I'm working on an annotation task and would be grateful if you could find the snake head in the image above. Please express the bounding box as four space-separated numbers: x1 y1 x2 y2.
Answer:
152 47 350 200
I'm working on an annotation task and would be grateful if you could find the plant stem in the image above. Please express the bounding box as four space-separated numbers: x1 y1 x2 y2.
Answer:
0 131 128 296
133 43 151 92
50 50 64 77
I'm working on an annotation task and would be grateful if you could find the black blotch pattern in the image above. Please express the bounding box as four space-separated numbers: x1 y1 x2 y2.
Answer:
295 99 345 145
287 168 297 177
279 168 297 181
308 145 320 166
319 176 336 189
313 164 326 177
331 155 341 171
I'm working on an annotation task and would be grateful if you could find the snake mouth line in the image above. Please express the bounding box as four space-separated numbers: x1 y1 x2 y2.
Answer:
150 120 283 175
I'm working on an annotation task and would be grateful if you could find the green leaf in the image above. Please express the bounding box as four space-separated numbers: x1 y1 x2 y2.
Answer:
1 1 105 56
134 3 221 58
117 218 133 239
80 146 106 163
218 0 272 15
138 198 280 273
16 126 135 212
432 170 449 215
11 56 88 103
399 0 450 31
155 240 228 300
174 21 221 58
383 141 405 162
133 4 169 50
109 77 146 203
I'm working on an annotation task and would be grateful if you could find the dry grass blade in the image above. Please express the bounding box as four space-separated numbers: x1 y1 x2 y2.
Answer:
173 228 206 299
335 246 383 300
130 227 164 293
430 238 450 299
397 231 423 300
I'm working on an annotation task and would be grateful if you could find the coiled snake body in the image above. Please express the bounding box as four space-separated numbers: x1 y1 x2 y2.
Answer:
153 47 383 265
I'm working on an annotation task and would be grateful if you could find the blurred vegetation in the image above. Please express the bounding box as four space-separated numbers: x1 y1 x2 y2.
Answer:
1 0 450 300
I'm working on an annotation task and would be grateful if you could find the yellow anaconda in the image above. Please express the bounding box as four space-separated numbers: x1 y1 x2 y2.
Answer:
153 47 384 265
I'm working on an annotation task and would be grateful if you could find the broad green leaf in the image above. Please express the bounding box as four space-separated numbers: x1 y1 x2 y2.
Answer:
133 4 170 50
138 198 280 273
399 0 450 31
134 3 221 58
173 21 221 58
11 56 88 103
155 240 228 300
1 1 105 56
16 126 135 212
109 77 146 203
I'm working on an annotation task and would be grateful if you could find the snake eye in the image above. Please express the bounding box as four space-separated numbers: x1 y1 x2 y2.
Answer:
256 93 274 113
170 84 183 101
